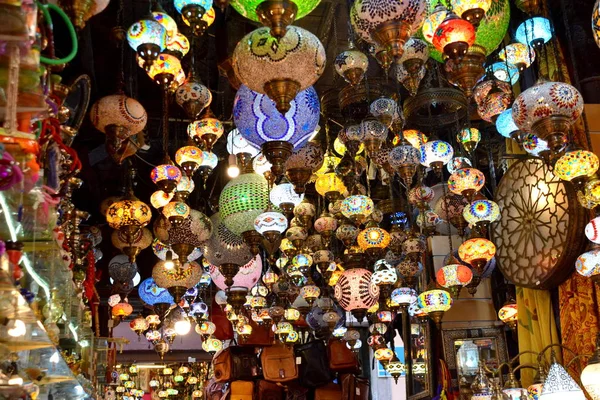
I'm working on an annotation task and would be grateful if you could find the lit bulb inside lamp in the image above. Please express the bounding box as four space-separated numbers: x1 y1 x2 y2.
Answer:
227 154 240 178
7 319 26 337
174 318 191 335
164 251 175 270
8 375 23 386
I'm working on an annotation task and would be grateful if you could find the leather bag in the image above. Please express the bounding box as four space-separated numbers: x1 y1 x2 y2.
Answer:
256 380 284 400
260 343 298 383
315 382 343 400
213 347 261 383
340 374 369 400
328 338 359 373
295 340 333 388
230 380 254 400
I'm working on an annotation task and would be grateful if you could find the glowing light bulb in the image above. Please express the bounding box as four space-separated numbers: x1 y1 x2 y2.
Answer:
7 319 26 337
227 154 240 178
164 251 175 270
174 318 191 335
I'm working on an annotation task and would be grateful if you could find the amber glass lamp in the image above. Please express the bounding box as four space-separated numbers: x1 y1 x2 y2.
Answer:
432 12 476 60
458 238 496 274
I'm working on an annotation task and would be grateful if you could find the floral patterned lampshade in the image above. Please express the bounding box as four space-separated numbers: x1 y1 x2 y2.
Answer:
401 37 430 67
495 108 520 139
232 26 326 112
138 278 174 305
334 268 380 311
219 172 270 235
230 0 320 23
512 81 583 151
498 43 535 71
141 53 182 82
314 213 338 235
336 224 360 246
576 249 600 278
233 85 320 150
540 361 586 399
391 287 417 306
554 150 599 183
498 302 517 325
175 78 212 118
522 134 549 157
151 164 183 193
400 129 428 149
175 146 204 176
432 12 476 59
107 198 152 230
490 62 520 85
389 144 421 169
516 17 553 48
187 117 224 146
335 44 369 85
448 168 485 199
357 227 391 252
153 260 202 290
436 264 473 287
417 290 452 314
127 17 167 58
370 97 400 126
463 199 501 226
420 140 454 170
341 195 374 223
374 347 394 362
254 211 288 235
458 238 496 270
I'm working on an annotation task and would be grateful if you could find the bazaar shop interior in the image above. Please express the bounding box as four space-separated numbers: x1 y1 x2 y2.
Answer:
5 0 600 398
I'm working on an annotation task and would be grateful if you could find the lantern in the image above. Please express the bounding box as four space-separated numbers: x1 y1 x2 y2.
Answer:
417 289 453 326
554 149 599 188
187 115 224 152
174 0 213 36
334 268 380 321
219 173 270 235
448 168 485 201
389 144 421 186
175 78 212 119
498 43 536 72
490 62 520 85
458 238 496 274
495 108 521 140
498 302 518 330
450 0 492 27
420 140 454 175
127 17 167 70
391 287 417 307
540 361 586 399
130 315 149 336
335 42 369 85
150 164 182 193
457 127 481 154
232 26 326 114
512 81 584 153
463 199 501 228
432 12 476 60
357 227 391 259
341 195 374 225
515 17 553 48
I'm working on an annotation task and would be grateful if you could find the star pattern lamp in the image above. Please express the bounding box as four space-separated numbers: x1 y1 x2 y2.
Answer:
512 81 584 153
335 42 368 85
334 268 380 322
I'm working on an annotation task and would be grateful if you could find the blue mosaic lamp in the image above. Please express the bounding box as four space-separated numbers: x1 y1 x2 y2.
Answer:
495 108 520 139
138 278 174 306
515 17 553 49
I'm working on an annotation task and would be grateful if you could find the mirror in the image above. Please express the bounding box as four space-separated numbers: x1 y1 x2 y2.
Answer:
408 321 433 399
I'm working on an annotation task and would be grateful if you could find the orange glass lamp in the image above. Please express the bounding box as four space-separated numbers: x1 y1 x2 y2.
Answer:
151 164 183 193
458 238 496 274
498 301 518 331
187 112 224 152
112 300 133 319
432 12 476 60
436 263 473 297
357 226 391 260
448 167 485 202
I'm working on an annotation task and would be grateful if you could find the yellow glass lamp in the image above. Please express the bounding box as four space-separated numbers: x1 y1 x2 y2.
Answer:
315 172 346 202
458 238 496 274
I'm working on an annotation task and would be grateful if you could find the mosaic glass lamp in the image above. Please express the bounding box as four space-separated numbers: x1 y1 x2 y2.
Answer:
490 62 520 85
175 145 204 177
498 43 536 72
447 156 472 174
575 249 600 279
522 133 550 158
233 85 320 174
422 3 448 45
515 17 553 49
554 149 599 188
417 289 452 326
127 17 167 70
391 287 417 307
386 353 405 384
458 238 496 274
270 183 304 216
334 268 379 322
473 79 513 123
495 108 520 139
232 26 326 114
226 129 260 156
315 172 346 202
360 118 389 153
400 37 430 74
341 195 375 225
436 264 473 292
370 97 400 128
335 42 369 85
448 167 485 201
512 81 584 153
174 0 214 35
219 172 270 235
463 199 501 227
420 140 454 175
357 227 391 259
141 53 182 86
586 217 600 244
181 6 215 35
432 12 476 60
457 127 481 154
498 301 518 330
162 201 191 225
151 164 182 193
187 114 224 152
389 144 421 186
402 129 428 149
580 334 600 400
450 0 492 27
230 0 320 38
106 197 152 258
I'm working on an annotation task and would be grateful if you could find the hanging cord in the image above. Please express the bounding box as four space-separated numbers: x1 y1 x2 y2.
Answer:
37 2 79 65
116 0 126 92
